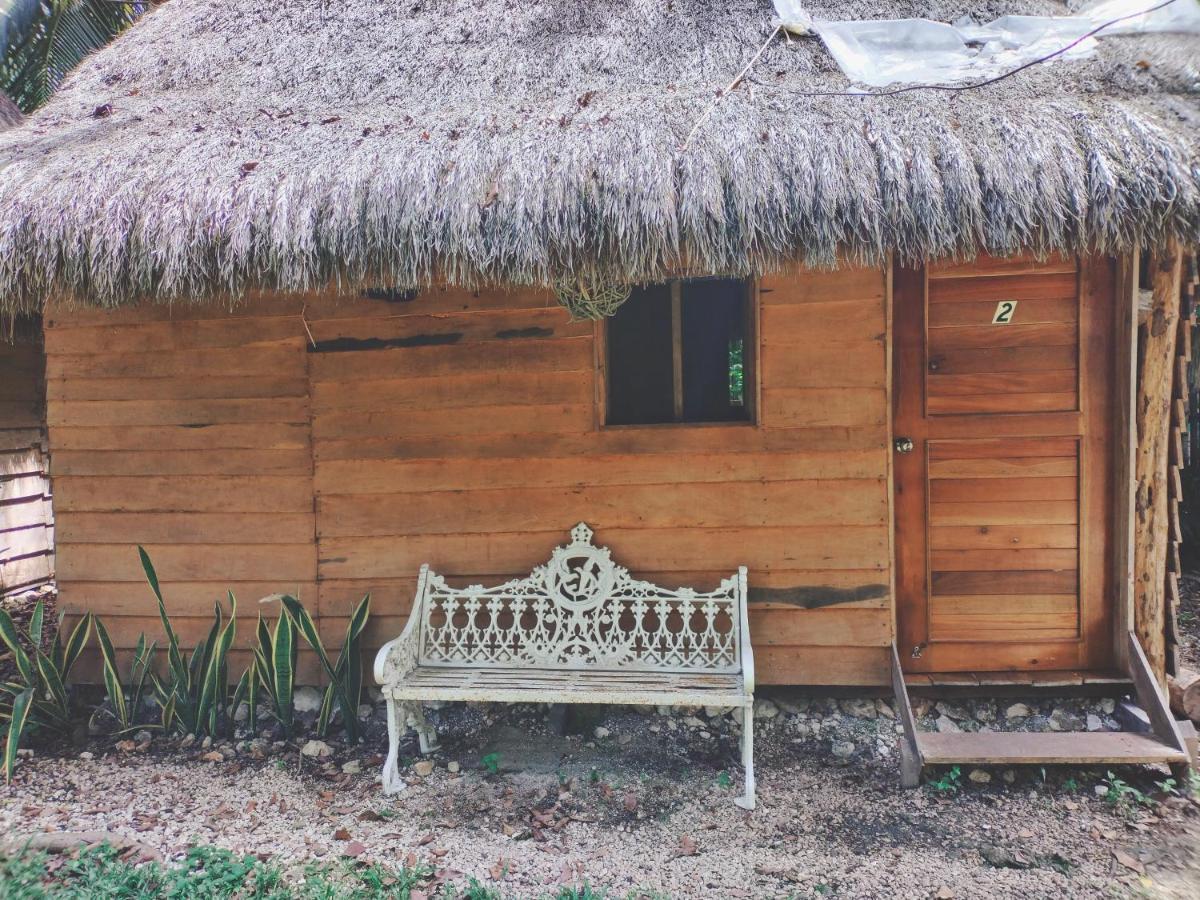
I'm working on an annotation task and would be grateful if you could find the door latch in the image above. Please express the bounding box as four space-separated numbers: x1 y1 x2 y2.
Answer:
894 437 914 454
911 643 926 659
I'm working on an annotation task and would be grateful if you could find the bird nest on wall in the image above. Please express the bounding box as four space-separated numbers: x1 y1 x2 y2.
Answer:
555 275 632 321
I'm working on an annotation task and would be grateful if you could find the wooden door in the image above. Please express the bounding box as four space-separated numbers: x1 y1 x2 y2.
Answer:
893 255 1115 673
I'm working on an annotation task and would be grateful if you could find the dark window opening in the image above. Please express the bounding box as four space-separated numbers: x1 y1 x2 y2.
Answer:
606 278 754 426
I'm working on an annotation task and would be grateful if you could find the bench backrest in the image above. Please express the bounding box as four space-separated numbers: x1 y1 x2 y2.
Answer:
416 523 748 673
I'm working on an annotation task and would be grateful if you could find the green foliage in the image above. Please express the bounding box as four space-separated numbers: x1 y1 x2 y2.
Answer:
0 598 91 782
233 606 298 736
928 765 963 795
94 620 156 734
716 770 733 790
0 841 661 899
0 0 144 113
141 547 237 738
1101 770 1154 815
481 752 501 775
283 593 370 742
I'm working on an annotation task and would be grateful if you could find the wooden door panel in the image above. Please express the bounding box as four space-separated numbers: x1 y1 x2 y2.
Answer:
894 256 1114 673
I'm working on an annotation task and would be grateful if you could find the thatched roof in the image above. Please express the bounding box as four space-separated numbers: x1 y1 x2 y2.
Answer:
0 0 1197 310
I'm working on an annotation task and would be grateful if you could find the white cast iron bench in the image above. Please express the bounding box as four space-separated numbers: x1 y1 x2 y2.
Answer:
374 523 756 808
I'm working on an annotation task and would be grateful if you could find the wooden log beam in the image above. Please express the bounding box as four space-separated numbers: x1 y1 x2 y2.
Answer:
1169 667 1200 724
1133 240 1183 686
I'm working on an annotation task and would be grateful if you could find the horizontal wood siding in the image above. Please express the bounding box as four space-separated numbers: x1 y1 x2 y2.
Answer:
45 266 893 686
1 327 53 595
310 268 891 685
43 302 318 667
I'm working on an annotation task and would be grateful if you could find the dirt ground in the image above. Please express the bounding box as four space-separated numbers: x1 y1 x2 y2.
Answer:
3 700 1198 900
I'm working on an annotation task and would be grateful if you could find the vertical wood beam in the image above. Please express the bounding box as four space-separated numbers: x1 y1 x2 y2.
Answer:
1133 240 1183 686
1112 252 1139 672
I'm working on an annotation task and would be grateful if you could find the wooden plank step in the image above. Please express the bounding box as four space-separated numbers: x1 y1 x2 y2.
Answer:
917 731 1188 766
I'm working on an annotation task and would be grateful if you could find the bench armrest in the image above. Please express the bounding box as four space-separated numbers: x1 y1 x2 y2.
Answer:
737 566 755 696
373 565 429 686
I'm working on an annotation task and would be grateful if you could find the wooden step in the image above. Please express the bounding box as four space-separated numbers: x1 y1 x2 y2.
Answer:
917 731 1189 766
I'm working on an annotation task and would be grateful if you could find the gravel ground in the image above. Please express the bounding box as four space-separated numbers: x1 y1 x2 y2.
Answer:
3 698 1198 899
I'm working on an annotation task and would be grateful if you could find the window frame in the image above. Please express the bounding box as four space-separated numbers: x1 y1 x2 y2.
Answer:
594 276 760 429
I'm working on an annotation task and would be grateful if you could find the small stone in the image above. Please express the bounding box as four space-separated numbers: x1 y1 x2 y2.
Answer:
704 705 733 718
341 760 361 774
200 750 224 762
793 722 811 738
649 724 661 733
1048 708 1083 732
233 702 249 723
447 761 460 774
1086 713 1103 732
775 696 809 715
968 769 991 784
78 751 94 760
656 705 672 717
1094 785 1109 798
699 730 711 739
731 707 745 725
1100 697 1116 715
1005 703 1032 720
935 701 971 721
935 887 955 899
912 698 933 718
831 740 856 759
971 702 996 723
134 730 153 745
358 704 373 721
294 686 324 714
875 699 895 719
754 699 780 720
300 739 333 758
618 733 632 745
682 716 706 729
594 726 610 740
935 715 960 733
200 735 213 750
179 733 196 749
413 760 434 777
839 697 876 719
1001 770 1017 784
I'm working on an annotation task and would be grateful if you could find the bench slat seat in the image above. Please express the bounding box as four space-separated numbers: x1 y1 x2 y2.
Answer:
375 523 755 809
385 667 746 707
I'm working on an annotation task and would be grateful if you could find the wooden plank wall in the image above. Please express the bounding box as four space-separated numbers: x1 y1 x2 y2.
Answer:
43 299 319 676
43 264 894 686
306 266 892 685
1 320 53 595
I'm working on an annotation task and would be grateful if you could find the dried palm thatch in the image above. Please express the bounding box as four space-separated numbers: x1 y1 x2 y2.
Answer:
0 0 1196 312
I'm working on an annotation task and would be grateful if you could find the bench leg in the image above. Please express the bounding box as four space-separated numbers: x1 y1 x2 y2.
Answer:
734 703 756 811
411 703 440 754
382 698 406 795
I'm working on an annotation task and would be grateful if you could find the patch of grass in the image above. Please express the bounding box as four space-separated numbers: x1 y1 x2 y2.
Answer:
715 771 733 790
480 752 501 775
0 842 672 899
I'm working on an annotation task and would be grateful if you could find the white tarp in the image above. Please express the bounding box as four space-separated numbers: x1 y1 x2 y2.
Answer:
772 0 1200 87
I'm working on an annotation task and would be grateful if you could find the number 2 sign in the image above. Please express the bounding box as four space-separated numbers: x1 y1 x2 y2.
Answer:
992 300 1017 324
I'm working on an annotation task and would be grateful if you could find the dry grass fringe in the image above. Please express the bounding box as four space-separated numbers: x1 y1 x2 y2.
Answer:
0 0 1196 311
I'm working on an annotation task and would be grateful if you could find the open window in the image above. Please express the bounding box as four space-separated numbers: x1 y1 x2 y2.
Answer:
604 277 755 426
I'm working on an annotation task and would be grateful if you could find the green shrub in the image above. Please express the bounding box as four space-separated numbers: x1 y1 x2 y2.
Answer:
232 606 297 736
0 598 92 782
140 547 238 738
283 594 370 741
94 621 157 734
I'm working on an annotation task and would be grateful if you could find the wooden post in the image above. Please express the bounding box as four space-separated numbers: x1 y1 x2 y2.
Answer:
1133 240 1183 686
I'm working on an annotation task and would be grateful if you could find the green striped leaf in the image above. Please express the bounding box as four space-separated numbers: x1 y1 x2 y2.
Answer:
0 609 33 686
95 618 128 728
2 688 33 784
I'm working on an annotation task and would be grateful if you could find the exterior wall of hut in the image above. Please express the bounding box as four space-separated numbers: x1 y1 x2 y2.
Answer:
43 264 893 685
41 253 1140 684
